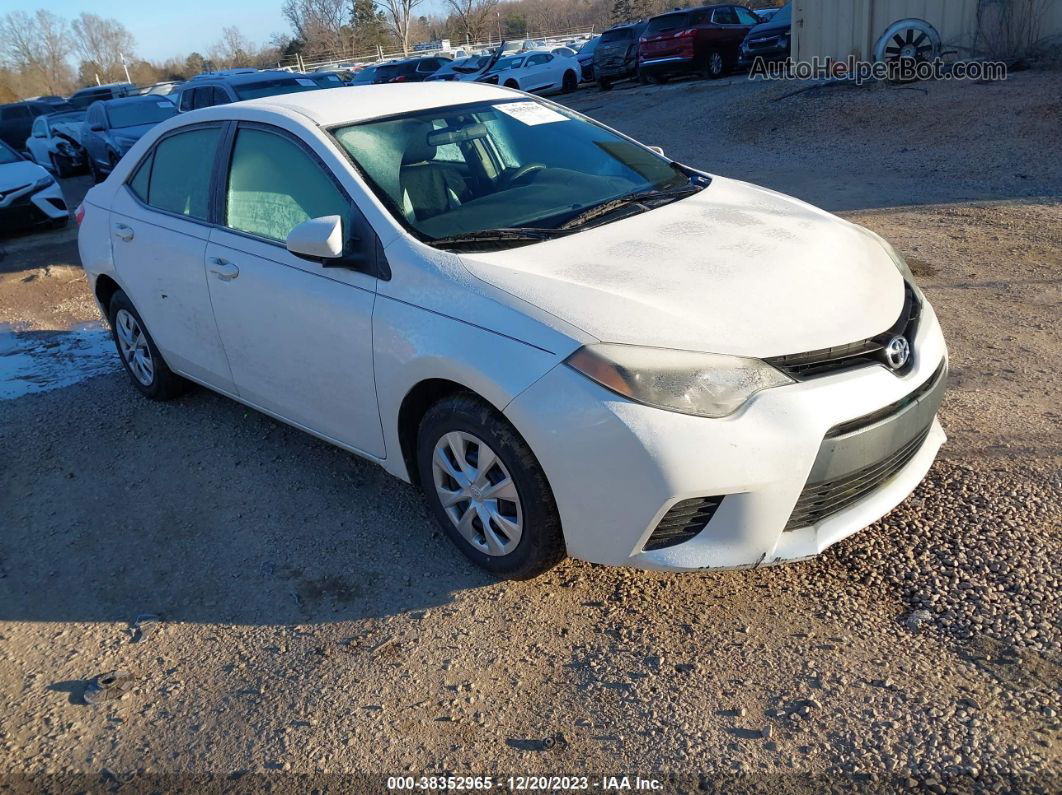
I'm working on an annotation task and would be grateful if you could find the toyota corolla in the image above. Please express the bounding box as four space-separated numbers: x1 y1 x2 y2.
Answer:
76 83 947 579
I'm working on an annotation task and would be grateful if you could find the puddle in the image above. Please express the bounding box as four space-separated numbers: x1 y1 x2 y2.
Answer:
0 323 120 400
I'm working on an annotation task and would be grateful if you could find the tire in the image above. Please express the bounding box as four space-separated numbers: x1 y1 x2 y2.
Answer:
703 49 725 79
504 79 519 89
107 291 189 401
90 157 103 184
416 393 565 579
597 77 613 91
649 72 669 85
561 70 578 93
49 152 70 178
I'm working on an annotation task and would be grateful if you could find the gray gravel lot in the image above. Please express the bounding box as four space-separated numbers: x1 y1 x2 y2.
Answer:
0 70 1059 791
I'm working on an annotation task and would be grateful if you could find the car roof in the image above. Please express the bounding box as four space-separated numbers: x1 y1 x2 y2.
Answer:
191 70 301 86
97 94 171 107
236 82 517 127
72 82 132 93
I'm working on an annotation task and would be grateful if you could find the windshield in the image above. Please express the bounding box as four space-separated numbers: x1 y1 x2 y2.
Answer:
487 56 524 73
375 63 415 80
233 79 319 100
0 142 21 164
453 56 489 73
106 101 177 129
578 37 600 54
351 67 377 84
310 72 345 86
49 110 86 124
332 98 692 244
646 13 688 35
601 28 635 43
769 5 792 25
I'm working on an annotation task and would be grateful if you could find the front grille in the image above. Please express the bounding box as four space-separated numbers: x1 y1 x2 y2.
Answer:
644 496 723 551
784 424 931 531
748 36 780 49
766 284 920 379
828 361 945 438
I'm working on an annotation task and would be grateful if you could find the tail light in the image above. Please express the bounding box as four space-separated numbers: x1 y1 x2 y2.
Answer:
74 203 85 225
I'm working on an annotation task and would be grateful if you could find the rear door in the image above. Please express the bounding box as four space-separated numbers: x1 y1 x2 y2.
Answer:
204 122 384 457
109 123 236 392
711 6 751 55
522 54 557 92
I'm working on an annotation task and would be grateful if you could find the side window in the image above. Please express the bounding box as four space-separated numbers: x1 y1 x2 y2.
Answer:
526 54 545 66
211 87 230 106
713 8 739 25
225 127 351 245
689 11 710 25
144 127 221 219
192 88 214 110
735 7 760 25
128 151 153 201
179 89 194 112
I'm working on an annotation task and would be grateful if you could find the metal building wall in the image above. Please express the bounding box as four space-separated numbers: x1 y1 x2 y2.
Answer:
792 0 1062 63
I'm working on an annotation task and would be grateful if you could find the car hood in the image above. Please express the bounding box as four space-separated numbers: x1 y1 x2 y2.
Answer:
459 176 905 358
749 17 789 36
108 123 157 141
0 159 49 190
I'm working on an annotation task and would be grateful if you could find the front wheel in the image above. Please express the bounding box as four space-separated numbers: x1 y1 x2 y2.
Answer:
417 394 565 579
561 70 578 93
107 291 189 400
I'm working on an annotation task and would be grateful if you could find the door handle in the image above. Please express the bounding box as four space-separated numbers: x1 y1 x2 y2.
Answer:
114 223 134 242
208 257 240 281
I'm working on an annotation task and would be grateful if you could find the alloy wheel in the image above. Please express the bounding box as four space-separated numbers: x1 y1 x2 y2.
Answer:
431 430 523 556
114 308 155 386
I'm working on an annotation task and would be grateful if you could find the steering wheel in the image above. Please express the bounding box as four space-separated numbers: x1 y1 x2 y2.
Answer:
503 162 546 187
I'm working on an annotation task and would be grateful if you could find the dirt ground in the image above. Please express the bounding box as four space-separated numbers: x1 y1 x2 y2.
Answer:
0 70 1059 792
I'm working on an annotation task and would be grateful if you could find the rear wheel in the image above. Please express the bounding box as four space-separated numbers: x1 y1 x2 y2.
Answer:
561 70 578 93
702 49 725 79
504 79 519 89
417 393 565 579
107 291 189 401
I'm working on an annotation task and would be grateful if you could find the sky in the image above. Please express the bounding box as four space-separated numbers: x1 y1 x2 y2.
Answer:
16 0 451 62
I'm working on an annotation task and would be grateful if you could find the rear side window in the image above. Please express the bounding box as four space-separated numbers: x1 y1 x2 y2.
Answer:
225 127 351 244
179 89 194 112
713 8 740 25
140 127 221 220
128 151 153 201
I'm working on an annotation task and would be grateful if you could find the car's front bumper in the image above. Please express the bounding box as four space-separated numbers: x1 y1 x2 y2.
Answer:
0 180 68 228
504 300 948 572
740 38 790 65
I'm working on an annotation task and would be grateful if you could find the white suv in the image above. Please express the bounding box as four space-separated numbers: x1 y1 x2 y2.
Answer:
77 83 947 578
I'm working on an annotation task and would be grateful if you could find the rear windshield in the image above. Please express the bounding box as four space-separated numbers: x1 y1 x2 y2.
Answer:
645 12 689 34
106 101 177 128
233 79 318 100
375 63 416 80
601 28 635 43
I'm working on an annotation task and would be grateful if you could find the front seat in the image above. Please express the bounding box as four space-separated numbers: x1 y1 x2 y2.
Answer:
398 121 466 221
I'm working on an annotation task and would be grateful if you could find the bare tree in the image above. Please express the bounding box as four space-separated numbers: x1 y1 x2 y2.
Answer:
0 10 74 95
71 12 136 83
377 0 425 55
283 0 347 57
446 0 498 45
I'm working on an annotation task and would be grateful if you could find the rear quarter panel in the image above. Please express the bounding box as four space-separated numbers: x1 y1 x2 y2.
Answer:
76 191 115 315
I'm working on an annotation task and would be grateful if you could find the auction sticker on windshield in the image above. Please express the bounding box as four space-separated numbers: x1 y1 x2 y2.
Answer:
494 101 568 126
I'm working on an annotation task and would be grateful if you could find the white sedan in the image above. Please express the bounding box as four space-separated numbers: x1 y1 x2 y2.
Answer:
476 50 581 94
0 139 69 229
77 83 946 578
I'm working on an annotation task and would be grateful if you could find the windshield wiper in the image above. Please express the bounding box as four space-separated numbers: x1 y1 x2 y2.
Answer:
559 183 704 231
429 227 573 251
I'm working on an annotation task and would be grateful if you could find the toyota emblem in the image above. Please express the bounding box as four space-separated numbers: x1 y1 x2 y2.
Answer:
884 335 911 370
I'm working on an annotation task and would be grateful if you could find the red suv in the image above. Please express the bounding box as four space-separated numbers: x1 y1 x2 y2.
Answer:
639 4 760 82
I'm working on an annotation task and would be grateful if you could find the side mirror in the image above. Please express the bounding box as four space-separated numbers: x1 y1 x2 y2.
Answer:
286 215 344 260
647 145 665 156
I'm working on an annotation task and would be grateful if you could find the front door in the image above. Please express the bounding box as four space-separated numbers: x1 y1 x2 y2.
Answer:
204 123 384 458
109 123 236 392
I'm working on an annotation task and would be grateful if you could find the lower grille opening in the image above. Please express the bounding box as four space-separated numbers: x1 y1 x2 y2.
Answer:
644 496 724 551
784 424 931 531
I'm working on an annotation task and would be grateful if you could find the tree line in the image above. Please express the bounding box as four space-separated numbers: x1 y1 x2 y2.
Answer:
0 1 778 102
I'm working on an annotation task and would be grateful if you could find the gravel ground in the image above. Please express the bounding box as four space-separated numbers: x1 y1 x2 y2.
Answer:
0 70 1059 791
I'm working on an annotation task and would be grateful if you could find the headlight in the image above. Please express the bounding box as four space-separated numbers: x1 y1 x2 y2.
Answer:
566 343 793 419
32 175 55 191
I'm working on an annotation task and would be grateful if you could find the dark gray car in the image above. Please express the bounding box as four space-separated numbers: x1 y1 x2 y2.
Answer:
594 22 648 91
83 96 178 182
174 70 322 112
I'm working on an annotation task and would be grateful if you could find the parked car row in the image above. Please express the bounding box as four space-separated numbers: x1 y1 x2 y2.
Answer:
592 2 792 90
